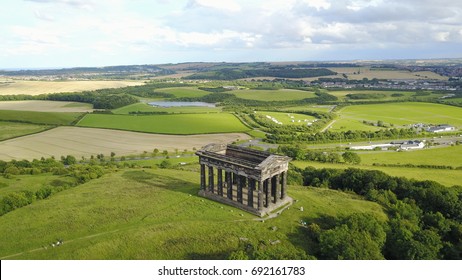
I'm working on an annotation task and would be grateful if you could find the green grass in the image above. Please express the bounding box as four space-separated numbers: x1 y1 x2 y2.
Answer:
232 89 316 101
280 105 334 113
327 90 416 102
77 113 250 134
329 102 462 132
0 110 84 125
257 111 316 125
112 103 221 114
156 87 209 98
0 168 385 259
0 173 75 198
0 121 52 141
359 145 462 168
292 161 461 187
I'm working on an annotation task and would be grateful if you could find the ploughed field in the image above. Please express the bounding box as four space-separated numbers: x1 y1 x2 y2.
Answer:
0 127 250 161
0 80 144 95
0 101 92 112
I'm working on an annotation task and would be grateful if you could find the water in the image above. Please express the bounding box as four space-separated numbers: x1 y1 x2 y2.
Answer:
148 101 216 108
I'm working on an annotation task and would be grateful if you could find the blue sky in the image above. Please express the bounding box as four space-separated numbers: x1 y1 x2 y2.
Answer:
1 0 461 69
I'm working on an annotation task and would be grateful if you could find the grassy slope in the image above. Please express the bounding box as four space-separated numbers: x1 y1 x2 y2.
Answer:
330 102 462 132
0 121 52 141
232 89 316 101
292 161 461 187
77 113 250 134
155 87 209 98
0 168 385 259
0 110 83 125
359 145 462 168
0 173 75 198
257 111 316 125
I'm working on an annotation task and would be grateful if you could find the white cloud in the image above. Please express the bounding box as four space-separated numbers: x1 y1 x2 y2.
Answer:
188 0 241 12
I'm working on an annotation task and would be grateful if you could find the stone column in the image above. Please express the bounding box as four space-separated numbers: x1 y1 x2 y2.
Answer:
281 171 287 199
226 171 233 200
257 180 263 211
217 168 223 196
264 179 270 207
248 178 255 208
208 166 214 193
271 176 277 203
274 174 280 203
200 164 206 190
237 175 243 203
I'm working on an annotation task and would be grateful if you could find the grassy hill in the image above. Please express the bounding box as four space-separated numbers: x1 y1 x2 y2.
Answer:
0 168 385 259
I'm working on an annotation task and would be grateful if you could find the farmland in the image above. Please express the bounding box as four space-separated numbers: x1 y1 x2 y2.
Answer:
328 102 462 132
231 89 316 101
0 168 385 259
154 87 209 98
0 110 84 125
0 80 144 95
77 113 250 135
292 161 461 187
0 101 92 112
326 67 448 80
0 121 51 141
112 102 221 114
0 127 250 161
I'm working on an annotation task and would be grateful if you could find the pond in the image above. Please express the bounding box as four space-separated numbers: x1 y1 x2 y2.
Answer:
148 101 216 108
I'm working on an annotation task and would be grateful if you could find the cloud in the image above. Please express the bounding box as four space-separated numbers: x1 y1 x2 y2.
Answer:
24 0 96 11
187 0 241 12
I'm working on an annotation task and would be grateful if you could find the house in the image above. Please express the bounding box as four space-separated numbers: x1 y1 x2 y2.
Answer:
426 125 455 133
393 140 425 150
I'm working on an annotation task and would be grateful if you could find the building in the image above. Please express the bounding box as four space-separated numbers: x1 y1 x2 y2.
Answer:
426 125 455 133
391 140 425 150
195 144 292 217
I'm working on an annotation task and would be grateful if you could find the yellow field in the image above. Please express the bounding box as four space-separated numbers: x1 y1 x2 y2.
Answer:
327 67 448 80
0 80 144 95
0 127 251 161
0 101 92 112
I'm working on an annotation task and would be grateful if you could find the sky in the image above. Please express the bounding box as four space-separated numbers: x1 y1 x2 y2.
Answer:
1 0 461 69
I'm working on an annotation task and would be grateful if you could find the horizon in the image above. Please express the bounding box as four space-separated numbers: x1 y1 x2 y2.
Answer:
1 0 461 69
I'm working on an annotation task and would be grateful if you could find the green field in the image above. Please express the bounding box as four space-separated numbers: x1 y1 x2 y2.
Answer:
77 113 250 134
0 121 52 141
327 90 417 102
155 87 209 98
280 105 334 113
292 161 461 187
329 102 462 132
257 111 316 125
112 103 221 114
232 89 316 101
0 173 75 198
360 145 462 168
0 168 385 259
0 110 84 125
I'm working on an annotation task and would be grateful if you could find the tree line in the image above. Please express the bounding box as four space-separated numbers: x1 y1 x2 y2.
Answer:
291 166 462 259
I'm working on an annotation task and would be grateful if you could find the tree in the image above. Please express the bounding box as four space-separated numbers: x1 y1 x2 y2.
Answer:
342 151 361 164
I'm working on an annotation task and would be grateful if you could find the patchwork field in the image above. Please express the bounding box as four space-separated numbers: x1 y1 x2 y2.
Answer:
359 145 462 168
232 89 316 101
327 90 417 102
0 121 52 141
77 113 250 134
327 67 448 80
112 103 221 114
0 168 385 259
328 102 462 132
292 161 461 187
0 80 144 95
154 87 209 98
0 110 84 125
0 101 92 112
0 127 250 161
